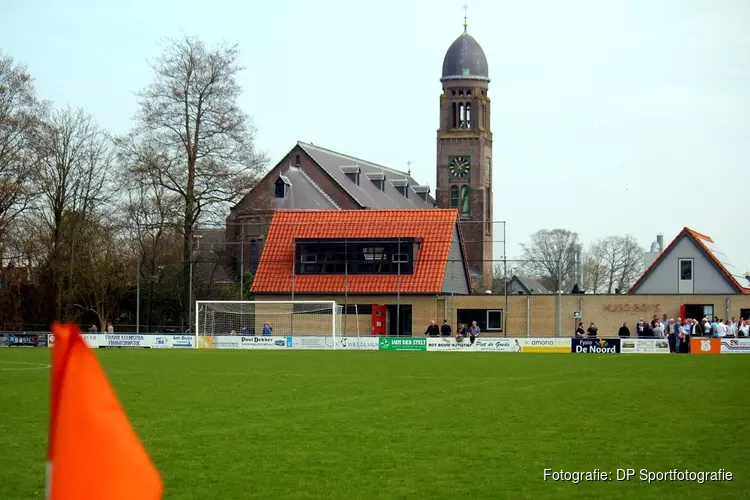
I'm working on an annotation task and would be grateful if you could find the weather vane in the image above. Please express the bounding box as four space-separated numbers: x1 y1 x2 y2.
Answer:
463 1 468 31
407 160 412 176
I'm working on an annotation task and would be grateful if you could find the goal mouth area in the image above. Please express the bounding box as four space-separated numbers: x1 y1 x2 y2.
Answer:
195 300 342 340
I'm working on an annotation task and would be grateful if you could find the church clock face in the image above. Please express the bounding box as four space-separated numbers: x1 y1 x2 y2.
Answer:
449 156 471 178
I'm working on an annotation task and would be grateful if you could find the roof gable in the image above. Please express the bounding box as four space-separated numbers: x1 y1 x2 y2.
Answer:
628 227 749 294
251 209 466 294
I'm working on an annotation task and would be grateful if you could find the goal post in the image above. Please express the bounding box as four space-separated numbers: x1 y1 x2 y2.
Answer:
195 300 342 347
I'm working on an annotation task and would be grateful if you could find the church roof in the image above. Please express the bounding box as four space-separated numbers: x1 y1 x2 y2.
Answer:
442 32 489 81
297 142 436 209
273 167 340 210
251 209 468 294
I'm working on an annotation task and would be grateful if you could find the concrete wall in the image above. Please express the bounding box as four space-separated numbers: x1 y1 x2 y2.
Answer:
256 293 750 337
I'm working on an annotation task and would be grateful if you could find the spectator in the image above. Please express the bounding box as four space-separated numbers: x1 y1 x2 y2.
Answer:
440 320 452 337
702 318 711 337
662 314 671 333
739 319 750 338
667 318 678 353
262 322 273 336
587 322 598 337
717 319 727 338
636 320 645 337
575 322 585 338
240 326 249 336
424 320 440 337
468 321 480 345
643 321 653 337
711 318 720 338
618 322 630 338
107 321 113 334
652 320 664 339
88 324 97 333
728 317 737 337
230 329 237 336
456 323 468 342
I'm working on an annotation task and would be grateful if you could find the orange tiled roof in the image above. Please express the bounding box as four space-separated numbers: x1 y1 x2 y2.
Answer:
251 209 461 294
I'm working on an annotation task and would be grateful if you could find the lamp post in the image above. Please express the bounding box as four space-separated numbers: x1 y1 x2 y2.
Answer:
188 234 203 332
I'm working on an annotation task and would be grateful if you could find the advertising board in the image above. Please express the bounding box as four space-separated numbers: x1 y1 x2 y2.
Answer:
426 337 474 351
0 334 8 348
690 337 721 354
517 338 571 353
287 336 328 350
101 334 151 348
378 337 427 351
238 336 288 349
720 338 750 354
152 335 195 349
571 338 620 354
620 339 670 354
330 336 380 350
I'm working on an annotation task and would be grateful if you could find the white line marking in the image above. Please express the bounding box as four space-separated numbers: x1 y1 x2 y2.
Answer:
0 361 51 371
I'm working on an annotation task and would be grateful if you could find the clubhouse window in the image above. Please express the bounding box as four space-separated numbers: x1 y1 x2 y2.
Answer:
457 308 503 332
295 239 415 275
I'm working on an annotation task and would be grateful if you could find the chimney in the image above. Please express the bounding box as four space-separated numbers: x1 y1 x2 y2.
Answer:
644 232 663 268
656 233 664 252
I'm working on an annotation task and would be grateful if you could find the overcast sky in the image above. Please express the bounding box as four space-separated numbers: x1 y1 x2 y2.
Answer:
2 0 748 268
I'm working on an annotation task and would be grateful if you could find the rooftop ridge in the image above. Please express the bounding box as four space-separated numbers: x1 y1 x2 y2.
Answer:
298 141 419 179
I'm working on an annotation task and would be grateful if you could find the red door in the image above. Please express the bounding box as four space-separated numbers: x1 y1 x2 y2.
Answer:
372 305 386 336
680 304 686 320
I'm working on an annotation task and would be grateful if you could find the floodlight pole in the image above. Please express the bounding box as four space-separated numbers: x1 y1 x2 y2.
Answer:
239 224 244 300
136 258 140 334
503 222 508 337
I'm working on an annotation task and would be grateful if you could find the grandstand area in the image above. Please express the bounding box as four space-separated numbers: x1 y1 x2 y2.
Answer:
1 348 747 499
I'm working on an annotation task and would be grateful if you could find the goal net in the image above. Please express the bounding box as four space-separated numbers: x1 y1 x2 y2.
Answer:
196 300 342 338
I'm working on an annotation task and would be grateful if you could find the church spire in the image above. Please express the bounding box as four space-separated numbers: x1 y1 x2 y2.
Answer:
463 1 468 32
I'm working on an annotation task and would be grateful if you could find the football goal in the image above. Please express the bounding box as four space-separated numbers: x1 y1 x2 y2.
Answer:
195 300 342 339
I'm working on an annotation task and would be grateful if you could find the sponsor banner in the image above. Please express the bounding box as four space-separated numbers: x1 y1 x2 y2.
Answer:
153 335 195 349
288 336 328 350
238 336 288 349
197 335 242 349
378 337 427 351
691 337 721 354
101 334 151 348
8 333 40 347
517 338 571 353
425 337 524 352
621 339 670 354
330 336 380 350
571 338 620 354
720 338 750 354
427 337 474 351
0 334 8 347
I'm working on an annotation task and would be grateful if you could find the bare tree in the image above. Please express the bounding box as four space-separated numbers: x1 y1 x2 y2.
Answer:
584 235 644 293
0 53 42 243
118 36 267 328
520 229 581 292
31 107 112 320
72 220 130 331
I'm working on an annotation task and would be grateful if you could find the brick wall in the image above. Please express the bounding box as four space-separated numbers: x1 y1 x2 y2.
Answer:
257 293 750 337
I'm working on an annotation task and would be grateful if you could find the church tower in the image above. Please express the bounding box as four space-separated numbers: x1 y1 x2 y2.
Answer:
435 22 493 291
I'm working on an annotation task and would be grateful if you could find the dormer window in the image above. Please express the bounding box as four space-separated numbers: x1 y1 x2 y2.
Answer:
367 172 386 192
390 179 409 198
275 176 290 198
341 166 360 186
412 185 430 201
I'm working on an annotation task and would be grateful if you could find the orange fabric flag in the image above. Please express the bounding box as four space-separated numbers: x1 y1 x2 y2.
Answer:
47 323 163 500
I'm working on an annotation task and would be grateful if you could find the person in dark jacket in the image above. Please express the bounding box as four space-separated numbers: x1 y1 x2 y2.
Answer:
587 322 599 337
424 321 440 337
440 320 452 337
618 322 630 337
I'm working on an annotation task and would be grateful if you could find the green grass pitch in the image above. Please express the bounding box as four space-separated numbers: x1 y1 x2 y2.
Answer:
1 348 749 499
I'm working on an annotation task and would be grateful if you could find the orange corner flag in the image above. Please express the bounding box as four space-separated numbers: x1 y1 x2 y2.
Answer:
47 323 163 500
